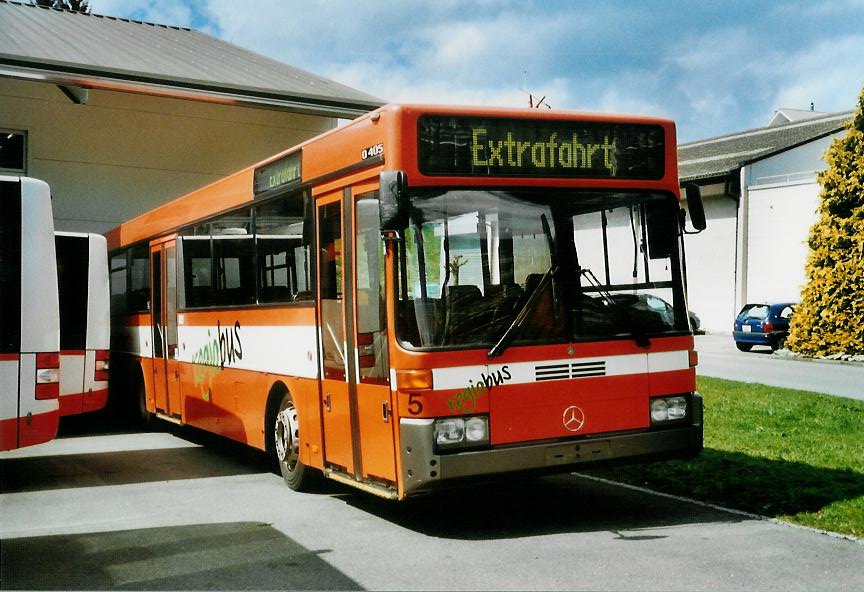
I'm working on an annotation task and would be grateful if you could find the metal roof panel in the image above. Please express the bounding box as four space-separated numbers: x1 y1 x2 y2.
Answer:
0 0 382 115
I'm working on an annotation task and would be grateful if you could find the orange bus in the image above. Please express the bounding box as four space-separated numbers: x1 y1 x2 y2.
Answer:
106 104 706 499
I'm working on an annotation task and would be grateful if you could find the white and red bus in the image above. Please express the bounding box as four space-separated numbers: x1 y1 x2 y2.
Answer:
55 232 110 417
1 176 60 451
107 104 706 499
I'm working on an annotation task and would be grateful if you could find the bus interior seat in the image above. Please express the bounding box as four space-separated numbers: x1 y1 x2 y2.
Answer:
442 284 483 343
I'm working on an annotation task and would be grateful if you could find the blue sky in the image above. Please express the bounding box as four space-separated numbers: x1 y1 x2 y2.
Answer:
91 0 864 142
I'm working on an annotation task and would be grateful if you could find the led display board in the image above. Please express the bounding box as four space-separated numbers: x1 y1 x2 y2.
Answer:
417 115 665 179
254 151 301 194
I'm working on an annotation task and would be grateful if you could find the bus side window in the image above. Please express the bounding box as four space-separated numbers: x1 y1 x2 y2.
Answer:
109 244 150 314
109 251 128 314
255 191 310 303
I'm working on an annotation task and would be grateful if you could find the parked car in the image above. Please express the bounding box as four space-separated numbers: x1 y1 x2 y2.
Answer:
732 302 796 351
610 293 701 332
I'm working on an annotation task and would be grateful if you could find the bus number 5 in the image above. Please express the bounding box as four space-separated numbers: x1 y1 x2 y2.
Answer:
407 393 423 415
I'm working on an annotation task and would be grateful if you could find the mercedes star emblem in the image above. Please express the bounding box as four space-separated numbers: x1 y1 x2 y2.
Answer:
562 405 586 432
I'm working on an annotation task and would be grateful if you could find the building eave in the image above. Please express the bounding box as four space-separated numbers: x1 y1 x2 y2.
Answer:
0 59 383 119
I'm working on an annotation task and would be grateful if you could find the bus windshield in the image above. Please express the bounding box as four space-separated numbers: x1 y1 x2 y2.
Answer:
395 188 689 350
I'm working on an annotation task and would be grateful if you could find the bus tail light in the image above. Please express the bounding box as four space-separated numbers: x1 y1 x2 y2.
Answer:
356 333 375 368
689 350 699 368
35 352 60 400
94 350 110 382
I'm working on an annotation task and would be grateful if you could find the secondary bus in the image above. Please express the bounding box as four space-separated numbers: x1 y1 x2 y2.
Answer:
55 232 110 417
1 176 60 451
106 104 706 499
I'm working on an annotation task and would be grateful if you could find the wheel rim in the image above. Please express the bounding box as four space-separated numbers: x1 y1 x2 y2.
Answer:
274 402 300 472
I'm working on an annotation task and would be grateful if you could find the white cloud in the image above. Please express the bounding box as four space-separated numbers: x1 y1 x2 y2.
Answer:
87 0 864 141
770 35 864 112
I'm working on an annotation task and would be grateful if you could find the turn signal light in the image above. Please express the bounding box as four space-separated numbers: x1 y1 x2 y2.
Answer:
395 369 433 392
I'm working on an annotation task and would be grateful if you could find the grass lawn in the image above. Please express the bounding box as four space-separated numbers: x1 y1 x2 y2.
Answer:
583 376 864 538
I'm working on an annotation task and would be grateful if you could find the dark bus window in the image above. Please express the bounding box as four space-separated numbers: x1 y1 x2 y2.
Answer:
255 193 310 303
109 251 128 314
212 209 255 306
180 223 213 309
0 180 22 353
128 244 150 311
55 235 89 350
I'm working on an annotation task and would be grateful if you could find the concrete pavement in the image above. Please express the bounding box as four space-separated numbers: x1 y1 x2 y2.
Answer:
695 333 864 400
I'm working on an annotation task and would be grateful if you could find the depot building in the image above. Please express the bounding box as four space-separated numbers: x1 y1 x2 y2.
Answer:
0 0 381 234
679 108 853 333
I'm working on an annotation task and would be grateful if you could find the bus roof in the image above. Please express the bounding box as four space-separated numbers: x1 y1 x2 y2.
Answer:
106 104 679 250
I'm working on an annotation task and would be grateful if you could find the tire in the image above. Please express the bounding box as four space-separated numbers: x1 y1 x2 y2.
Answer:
135 376 155 430
273 392 319 491
772 335 787 352
735 342 752 352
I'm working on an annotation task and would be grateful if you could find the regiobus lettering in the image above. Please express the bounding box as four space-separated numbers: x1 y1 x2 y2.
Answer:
106 104 705 500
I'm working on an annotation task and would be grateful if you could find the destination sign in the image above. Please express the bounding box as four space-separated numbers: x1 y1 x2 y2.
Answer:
254 151 301 194
417 115 665 180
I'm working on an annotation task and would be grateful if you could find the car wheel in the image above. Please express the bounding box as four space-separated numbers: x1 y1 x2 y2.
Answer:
735 342 752 352
772 335 787 351
273 392 320 491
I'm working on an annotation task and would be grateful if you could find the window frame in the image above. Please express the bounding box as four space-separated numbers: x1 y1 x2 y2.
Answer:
0 129 27 175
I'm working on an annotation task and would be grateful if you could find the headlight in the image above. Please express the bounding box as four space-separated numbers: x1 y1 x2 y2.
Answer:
464 416 488 442
650 396 689 425
435 418 465 447
434 415 489 451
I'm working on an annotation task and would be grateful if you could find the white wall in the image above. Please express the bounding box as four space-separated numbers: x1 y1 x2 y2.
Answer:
739 135 841 306
0 78 337 233
682 185 738 333
744 182 820 304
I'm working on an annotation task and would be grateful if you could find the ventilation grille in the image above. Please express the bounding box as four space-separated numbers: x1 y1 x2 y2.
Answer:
535 360 606 381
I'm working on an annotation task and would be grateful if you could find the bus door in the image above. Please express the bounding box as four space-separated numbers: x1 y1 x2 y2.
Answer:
316 189 397 484
150 239 181 419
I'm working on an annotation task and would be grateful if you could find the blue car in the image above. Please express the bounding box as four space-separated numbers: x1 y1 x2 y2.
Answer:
732 302 796 352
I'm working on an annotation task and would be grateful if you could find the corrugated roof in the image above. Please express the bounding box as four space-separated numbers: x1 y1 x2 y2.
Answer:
0 0 382 117
678 110 852 182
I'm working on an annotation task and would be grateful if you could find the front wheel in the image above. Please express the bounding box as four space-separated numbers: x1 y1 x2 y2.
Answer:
735 342 752 352
274 393 319 491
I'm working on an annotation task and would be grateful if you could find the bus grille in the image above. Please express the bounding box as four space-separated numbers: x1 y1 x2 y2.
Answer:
535 361 606 381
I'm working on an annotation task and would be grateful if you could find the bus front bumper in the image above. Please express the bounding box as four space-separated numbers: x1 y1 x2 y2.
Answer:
399 396 703 497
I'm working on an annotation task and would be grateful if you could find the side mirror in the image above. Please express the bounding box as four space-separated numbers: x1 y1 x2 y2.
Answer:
645 198 677 259
379 170 409 232
684 183 707 231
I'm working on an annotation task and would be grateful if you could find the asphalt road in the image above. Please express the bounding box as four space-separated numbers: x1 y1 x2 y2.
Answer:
695 334 864 400
2 420 862 591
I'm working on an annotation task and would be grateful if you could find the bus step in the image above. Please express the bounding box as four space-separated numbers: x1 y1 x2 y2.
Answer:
155 412 182 426
324 469 398 500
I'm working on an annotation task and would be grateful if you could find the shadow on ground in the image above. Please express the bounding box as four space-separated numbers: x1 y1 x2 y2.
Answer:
583 448 864 521
0 522 360 590
0 423 271 493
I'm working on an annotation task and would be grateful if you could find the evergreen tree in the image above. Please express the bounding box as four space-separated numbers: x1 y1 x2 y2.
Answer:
32 0 90 13
787 85 864 356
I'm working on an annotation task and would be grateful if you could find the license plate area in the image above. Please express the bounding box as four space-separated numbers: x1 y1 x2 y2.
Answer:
546 440 611 465
742 325 752 332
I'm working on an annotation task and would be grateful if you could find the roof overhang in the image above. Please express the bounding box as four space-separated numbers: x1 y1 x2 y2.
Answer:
0 60 382 119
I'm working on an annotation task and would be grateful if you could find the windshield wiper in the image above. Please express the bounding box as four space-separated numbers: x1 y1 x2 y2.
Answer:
488 265 557 359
